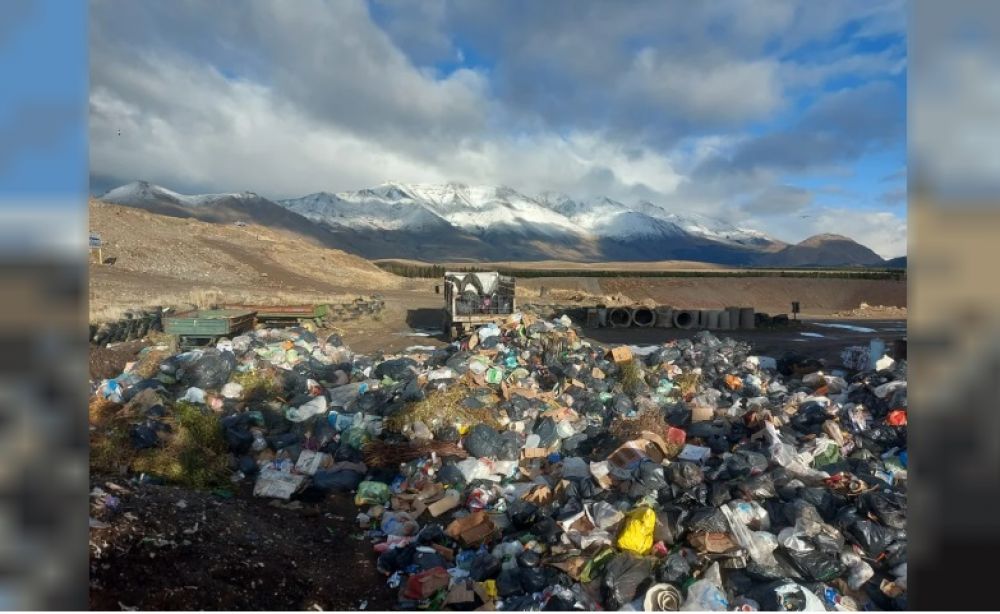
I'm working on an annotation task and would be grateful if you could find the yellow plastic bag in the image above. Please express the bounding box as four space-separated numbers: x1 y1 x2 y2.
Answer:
616 506 656 554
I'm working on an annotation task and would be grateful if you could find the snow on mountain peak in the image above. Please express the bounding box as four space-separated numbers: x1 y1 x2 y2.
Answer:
103 179 780 247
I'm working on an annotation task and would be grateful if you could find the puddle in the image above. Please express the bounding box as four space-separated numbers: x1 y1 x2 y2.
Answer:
396 329 437 337
813 323 877 333
405 345 438 352
800 332 826 338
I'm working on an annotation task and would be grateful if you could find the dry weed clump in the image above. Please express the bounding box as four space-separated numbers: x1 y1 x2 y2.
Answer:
385 385 500 433
91 401 231 489
130 402 231 489
619 360 645 395
362 440 468 468
232 368 284 402
672 372 701 398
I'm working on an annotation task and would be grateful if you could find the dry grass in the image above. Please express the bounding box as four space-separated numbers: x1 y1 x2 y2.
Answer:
608 409 684 458
619 360 645 396
385 385 500 433
232 368 284 402
672 372 701 398
91 288 366 323
88 398 123 428
362 439 468 468
609 408 669 441
131 348 171 379
91 400 231 489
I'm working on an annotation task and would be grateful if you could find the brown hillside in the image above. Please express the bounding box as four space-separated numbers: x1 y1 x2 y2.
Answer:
89 200 403 321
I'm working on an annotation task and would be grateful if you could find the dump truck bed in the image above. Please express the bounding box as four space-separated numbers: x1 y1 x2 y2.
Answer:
442 272 516 340
163 308 257 339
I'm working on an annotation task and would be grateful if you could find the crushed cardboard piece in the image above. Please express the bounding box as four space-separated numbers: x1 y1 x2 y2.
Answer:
403 567 450 600
446 511 497 547
427 491 461 517
689 532 738 553
610 346 633 364
691 404 714 422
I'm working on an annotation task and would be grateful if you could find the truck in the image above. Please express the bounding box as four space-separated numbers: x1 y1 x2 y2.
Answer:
442 271 516 340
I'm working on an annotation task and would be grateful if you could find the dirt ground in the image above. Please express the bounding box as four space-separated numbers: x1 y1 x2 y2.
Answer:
89 478 393 611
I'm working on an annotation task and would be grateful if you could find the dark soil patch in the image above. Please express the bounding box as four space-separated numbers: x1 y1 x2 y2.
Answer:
90 340 150 380
89 477 393 611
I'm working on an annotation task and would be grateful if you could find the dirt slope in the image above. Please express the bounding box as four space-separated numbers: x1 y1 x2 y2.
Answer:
89 200 404 320
517 276 906 315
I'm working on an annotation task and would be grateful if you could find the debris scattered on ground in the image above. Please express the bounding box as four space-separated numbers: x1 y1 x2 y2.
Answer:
90 311 907 611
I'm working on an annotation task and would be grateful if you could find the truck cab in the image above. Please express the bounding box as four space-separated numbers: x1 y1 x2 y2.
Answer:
442 271 516 340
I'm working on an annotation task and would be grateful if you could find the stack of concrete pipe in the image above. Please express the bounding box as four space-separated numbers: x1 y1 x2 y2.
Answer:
585 305 756 330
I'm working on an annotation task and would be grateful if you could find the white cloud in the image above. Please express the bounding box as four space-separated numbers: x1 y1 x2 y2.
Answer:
89 0 906 255
624 51 784 122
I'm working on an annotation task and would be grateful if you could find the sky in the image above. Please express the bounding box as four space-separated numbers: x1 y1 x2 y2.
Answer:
89 0 907 257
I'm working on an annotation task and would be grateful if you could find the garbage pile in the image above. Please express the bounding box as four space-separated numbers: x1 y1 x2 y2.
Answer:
90 312 907 611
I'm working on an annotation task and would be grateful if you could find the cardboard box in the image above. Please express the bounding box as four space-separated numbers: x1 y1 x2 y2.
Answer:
446 511 497 547
691 404 714 422
427 491 461 517
610 346 633 364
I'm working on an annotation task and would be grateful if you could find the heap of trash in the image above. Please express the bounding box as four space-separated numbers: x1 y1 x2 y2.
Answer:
90 312 907 611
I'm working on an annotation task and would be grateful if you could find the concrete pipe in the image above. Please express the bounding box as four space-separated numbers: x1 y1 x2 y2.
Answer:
609 307 633 328
673 309 699 330
705 310 721 330
598 308 608 327
632 306 656 328
718 310 731 330
726 306 740 331
655 306 674 328
739 307 755 329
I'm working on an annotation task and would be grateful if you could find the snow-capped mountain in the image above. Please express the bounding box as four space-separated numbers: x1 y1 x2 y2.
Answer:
98 180 885 265
102 181 259 208
278 181 776 246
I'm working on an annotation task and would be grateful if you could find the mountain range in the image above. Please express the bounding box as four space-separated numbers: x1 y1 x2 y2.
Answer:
99 181 890 267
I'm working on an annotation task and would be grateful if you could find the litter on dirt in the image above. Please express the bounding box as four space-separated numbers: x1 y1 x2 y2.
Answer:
90 311 907 611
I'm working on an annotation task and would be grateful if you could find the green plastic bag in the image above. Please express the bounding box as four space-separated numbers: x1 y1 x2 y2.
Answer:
354 480 390 506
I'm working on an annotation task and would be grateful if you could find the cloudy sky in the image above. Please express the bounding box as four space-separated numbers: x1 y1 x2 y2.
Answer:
89 0 907 257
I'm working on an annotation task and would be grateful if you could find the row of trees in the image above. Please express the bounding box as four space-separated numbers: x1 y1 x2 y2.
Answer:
375 261 906 281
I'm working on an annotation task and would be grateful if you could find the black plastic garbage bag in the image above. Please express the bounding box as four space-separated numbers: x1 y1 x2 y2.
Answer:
464 424 503 458
531 517 562 545
437 462 466 486
687 507 729 533
374 357 418 381
739 473 777 499
470 552 502 581
130 423 160 449
602 553 655 610
666 461 704 489
533 417 558 448
860 491 907 530
709 482 733 507
377 544 416 574
496 431 520 461
180 349 235 390
519 566 549 593
497 568 524 597
656 550 692 584
224 425 254 454
508 499 540 529
847 519 894 557
518 550 542 568
311 468 363 492
435 425 460 443
784 547 846 582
